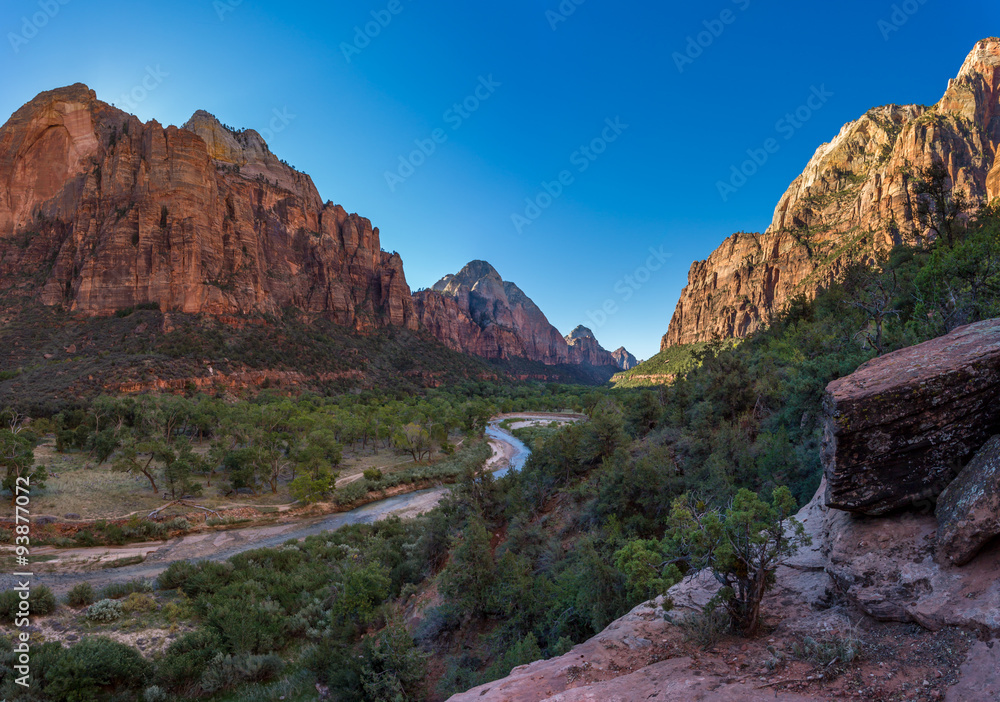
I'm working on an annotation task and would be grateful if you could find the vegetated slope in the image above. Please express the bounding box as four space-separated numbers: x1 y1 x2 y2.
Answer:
609 342 707 388
662 37 1000 349
0 300 610 415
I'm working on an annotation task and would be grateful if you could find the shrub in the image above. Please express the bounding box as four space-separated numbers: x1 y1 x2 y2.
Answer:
67 582 96 607
43 637 152 701
86 598 124 623
31 585 57 616
143 686 168 702
199 652 284 694
157 560 198 591
122 592 158 614
363 468 384 482
101 578 153 600
663 486 809 635
0 584 56 622
164 517 191 531
674 606 731 649
155 629 221 692
792 628 864 667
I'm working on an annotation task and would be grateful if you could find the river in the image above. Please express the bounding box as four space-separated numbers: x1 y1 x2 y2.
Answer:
1 413 571 594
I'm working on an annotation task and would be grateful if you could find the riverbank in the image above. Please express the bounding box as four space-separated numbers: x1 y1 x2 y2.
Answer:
0 412 582 595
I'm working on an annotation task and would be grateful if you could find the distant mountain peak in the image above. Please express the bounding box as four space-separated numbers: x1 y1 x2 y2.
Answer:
566 325 596 341
612 347 639 370
414 261 618 370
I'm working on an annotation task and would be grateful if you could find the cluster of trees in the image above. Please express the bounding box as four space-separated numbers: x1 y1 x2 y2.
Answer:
2 382 599 505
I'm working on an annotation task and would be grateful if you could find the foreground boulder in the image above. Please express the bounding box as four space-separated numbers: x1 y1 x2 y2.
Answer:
936 435 1000 566
822 318 1000 515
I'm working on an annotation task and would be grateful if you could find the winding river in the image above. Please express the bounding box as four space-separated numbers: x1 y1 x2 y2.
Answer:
1 414 572 594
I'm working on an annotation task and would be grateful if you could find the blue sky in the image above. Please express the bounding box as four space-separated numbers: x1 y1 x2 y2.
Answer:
1 0 996 359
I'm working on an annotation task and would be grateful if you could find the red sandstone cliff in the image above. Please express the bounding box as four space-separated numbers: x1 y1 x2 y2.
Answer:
0 84 415 330
662 38 1000 349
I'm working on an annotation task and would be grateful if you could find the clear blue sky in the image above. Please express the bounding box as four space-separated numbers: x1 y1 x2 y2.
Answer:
1 0 996 359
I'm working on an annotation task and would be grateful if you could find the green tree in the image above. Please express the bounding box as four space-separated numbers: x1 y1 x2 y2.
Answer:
439 516 496 618
912 159 970 247
613 539 682 603
394 423 432 463
663 486 809 636
0 415 42 501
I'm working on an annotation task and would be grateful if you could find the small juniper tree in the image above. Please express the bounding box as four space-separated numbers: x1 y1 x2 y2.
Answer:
912 159 970 247
663 486 810 636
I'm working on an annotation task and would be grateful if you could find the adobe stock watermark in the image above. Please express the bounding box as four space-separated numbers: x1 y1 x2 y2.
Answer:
384 75 501 192
511 117 628 234
116 66 170 113
258 107 296 143
547 0 586 31
341 0 408 63
673 0 751 73
877 0 930 40
8 0 71 54
717 85 834 202
214 0 243 21
584 245 672 330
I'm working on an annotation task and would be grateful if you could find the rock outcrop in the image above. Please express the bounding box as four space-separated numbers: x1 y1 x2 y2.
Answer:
662 38 1000 349
414 262 618 367
0 84 416 329
936 435 1000 566
564 325 617 367
611 346 638 370
821 318 1000 515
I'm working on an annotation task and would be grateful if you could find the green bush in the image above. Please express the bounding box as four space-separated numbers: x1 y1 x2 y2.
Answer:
43 637 152 701
155 629 222 692
66 582 96 607
0 584 56 622
199 652 284 694
121 592 158 614
101 579 153 600
86 598 124 623
363 468 384 482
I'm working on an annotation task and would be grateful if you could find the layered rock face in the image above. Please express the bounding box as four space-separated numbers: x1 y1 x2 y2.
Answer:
821 318 1000 515
414 261 618 367
564 325 617 366
0 84 415 329
611 346 639 370
936 435 1000 566
662 38 1000 349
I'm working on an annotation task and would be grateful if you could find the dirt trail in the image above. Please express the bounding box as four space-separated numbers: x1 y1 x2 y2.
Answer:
1 413 580 595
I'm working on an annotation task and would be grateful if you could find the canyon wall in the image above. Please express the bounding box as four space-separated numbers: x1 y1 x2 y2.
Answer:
662 38 1000 349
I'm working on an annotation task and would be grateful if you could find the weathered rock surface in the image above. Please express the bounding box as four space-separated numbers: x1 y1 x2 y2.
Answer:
936 435 1000 566
822 318 1000 515
0 84 416 329
662 38 1000 349
611 346 638 370
826 503 1000 634
564 325 617 367
945 640 1000 702
446 597 816 702
414 262 618 367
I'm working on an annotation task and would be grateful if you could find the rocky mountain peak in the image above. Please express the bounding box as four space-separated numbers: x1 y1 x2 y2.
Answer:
612 347 639 370
662 38 1000 350
0 84 413 326
565 325 596 341
181 109 318 202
